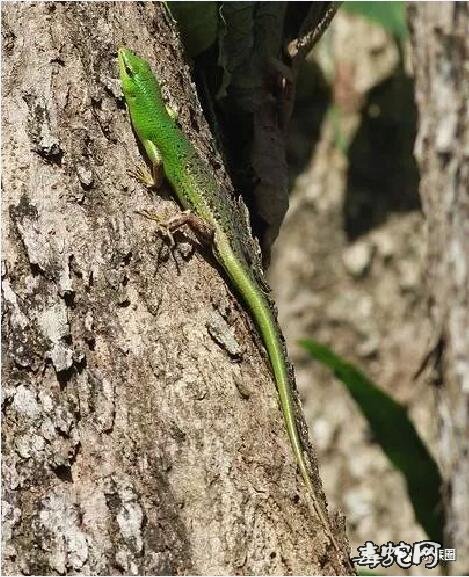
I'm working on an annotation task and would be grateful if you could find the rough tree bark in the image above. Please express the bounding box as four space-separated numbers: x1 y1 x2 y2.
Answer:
409 3 468 573
2 3 350 575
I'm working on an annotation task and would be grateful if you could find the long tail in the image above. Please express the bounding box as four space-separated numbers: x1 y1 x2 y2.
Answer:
216 234 343 558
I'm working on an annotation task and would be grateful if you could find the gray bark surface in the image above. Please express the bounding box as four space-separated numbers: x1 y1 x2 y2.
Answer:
1 3 350 575
409 3 469 573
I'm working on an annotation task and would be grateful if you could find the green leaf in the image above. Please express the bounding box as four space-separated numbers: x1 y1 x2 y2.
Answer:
342 1 407 40
300 338 443 543
167 2 219 57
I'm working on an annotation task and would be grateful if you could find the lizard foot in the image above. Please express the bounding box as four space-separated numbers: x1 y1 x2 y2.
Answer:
127 162 163 190
136 209 214 246
135 209 176 248
163 211 214 245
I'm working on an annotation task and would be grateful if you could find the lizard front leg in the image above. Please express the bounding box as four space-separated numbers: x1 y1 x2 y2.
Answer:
128 141 164 189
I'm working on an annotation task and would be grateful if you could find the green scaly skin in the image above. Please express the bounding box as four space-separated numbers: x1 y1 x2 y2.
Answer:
118 47 344 564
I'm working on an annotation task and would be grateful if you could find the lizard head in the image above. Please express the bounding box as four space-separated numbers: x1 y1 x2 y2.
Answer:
118 47 174 148
118 47 161 100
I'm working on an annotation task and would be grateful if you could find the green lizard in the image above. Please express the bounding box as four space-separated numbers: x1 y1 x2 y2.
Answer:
118 47 346 565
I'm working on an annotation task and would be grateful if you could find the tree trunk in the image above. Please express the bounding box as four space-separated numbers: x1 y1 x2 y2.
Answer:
1 3 350 574
409 3 468 572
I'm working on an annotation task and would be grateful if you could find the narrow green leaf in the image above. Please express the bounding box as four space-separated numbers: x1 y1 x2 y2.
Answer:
300 338 443 543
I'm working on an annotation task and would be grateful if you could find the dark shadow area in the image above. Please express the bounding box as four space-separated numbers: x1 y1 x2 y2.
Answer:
287 58 331 179
344 66 420 240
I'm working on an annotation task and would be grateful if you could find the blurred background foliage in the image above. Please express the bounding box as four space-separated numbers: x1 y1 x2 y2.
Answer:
273 6 439 571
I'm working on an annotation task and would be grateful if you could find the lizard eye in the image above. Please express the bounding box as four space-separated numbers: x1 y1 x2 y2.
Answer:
125 65 134 77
